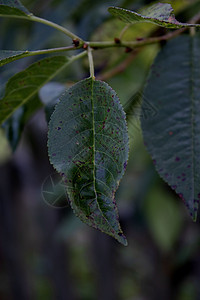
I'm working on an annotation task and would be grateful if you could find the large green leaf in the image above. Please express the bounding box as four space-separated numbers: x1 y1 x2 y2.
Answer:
0 50 27 67
108 3 200 29
141 35 200 221
0 56 70 124
48 77 129 245
0 0 31 17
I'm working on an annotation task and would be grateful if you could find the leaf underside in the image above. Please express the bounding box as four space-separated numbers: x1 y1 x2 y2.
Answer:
0 56 69 124
141 35 200 221
48 77 129 245
0 0 31 16
0 50 27 67
108 3 200 29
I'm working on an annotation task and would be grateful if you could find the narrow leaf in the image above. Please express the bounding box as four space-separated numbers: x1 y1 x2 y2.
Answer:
141 35 200 220
0 0 31 17
108 3 200 29
0 50 28 67
0 56 69 124
48 77 129 245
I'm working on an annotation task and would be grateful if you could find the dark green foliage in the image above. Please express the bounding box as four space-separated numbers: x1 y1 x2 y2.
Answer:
0 56 69 124
48 77 129 245
0 0 31 16
141 35 200 221
1 0 200 245
108 3 200 28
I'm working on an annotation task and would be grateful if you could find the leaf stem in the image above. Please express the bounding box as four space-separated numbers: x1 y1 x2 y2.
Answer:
2 10 200 54
87 47 95 79
29 15 83 41
2 10 200 68
88 12 200 50
87 32 181 49
6 46 83 64
29 45 81 55
0 14 83 41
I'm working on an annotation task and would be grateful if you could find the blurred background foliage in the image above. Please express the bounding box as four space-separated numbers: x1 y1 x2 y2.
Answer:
1 0 200 299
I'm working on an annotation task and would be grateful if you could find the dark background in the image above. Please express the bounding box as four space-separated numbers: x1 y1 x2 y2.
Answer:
1 0 200 299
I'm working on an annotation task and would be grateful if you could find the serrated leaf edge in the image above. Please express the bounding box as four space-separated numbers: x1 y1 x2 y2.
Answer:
108 5 199 28
47 77 129 245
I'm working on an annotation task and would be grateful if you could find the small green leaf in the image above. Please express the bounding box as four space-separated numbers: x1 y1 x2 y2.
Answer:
0 0 31 17
48 77 129 245
108 3 200 29
0 50 27 67
141 35 200 221
0 56 70 124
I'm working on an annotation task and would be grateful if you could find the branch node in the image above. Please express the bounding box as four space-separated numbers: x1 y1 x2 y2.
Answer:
83 43 88 50
114 37 121 44
136 37 144 41
73 39 80 47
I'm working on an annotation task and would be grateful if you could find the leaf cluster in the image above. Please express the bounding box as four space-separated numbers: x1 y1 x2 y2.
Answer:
1 0 200 245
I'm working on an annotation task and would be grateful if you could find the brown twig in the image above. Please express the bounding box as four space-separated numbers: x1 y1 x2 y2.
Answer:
95 12 200 81
89 12 200 50
96 49 140 81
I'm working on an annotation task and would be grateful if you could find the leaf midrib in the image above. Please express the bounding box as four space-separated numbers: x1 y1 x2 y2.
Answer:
189 36 196 219
91 77 98 205
91 79 118 232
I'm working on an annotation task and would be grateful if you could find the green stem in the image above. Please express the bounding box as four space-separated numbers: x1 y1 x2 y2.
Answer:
10 46 82 63
2 9 200 50
2 11 200 70
87 47 95 79
87 12 200 49
29 15 83 41
0 14 83 41
88 39 159 49
29 45 80 55
1 46 83 67
87 32 181 49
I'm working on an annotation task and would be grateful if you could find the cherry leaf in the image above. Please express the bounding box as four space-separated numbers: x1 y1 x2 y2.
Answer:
108 3 200 29
48 77 129 245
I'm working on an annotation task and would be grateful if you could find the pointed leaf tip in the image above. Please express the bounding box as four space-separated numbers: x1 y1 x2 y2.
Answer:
48 77 129 245
0 50 27 67
118 234 128 246
0 0 31 16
